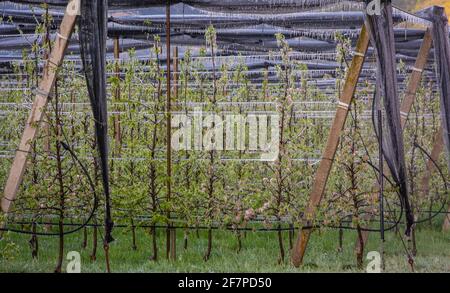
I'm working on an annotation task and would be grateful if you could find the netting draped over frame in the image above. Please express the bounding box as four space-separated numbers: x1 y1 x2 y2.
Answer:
6 0 347 12
422 6 450 171
1 5 430 30
79 0 114 243
365 1 414 236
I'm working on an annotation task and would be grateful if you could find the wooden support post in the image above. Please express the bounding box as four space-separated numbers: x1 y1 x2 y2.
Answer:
291 25 370 267
400 28 433 128
355 28 433 253
165 2 174 260
1 3 79 214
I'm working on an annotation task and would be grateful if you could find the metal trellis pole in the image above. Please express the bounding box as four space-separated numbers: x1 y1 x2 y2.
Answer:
165 1 176 261
378 109 385 271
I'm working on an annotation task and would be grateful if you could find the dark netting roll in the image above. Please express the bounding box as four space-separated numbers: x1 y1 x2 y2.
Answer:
422 6 450 171
365 0 414 236
6 0 348 12
79 0 114 243
184 0 346 13
4 0 70 6
6 0 178 7
0 8 64 23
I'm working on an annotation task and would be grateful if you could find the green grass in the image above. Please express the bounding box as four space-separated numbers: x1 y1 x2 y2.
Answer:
0 224 449 273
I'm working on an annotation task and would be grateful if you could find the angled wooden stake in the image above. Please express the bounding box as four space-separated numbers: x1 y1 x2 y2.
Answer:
291 25 370 267
400 29 433 128
1 3 79 214
420 127 444 200
113 37 122 155
355 28 433 253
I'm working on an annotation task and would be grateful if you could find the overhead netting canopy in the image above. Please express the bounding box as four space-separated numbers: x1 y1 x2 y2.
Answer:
5 0 357 12
0 1 442 76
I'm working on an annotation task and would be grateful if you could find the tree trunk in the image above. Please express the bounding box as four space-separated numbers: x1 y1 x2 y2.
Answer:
90 220 98 261
338 226 344 253
411 227 417 257
183 229 188 250
131 218 137 250
54 219 64 273
203 228 212 261
277 225 285 264
150 225 158 261
29 221 38 259
54 82 65 274
82 226 88 249
356 226 364 270
236 231 242 253
288 223 294 250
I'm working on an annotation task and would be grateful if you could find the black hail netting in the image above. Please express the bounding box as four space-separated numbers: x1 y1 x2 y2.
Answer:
364 1 413 236
1 5 431 30
6 0 349 13
422 6 450 171
79 0 114 243
0 8 443 68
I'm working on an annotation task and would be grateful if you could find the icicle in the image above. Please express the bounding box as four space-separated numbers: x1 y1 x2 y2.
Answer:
393 7 431 27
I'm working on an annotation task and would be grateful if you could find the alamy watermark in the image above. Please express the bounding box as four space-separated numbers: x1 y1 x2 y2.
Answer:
366 0 382 16
66 251 81 273
171 108 279 161
366 251 382 273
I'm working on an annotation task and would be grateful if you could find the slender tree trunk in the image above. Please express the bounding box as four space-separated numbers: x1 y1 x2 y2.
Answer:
150 225 157 261
91 219 98 261
183 228 188 250
204 228 212 261
277 225 285 264
29 221 38 259
356 225 364 270
338 226 344 253
411 227 417 257
149 164 158 261
55 218 64 273
54 80 65 274
204 149 215 261
82 226 88 249
288 223 294 250
236 231 242 253
131 218 137 251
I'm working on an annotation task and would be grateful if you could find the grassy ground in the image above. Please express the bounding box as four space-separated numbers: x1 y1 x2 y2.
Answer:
0 222 449 273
